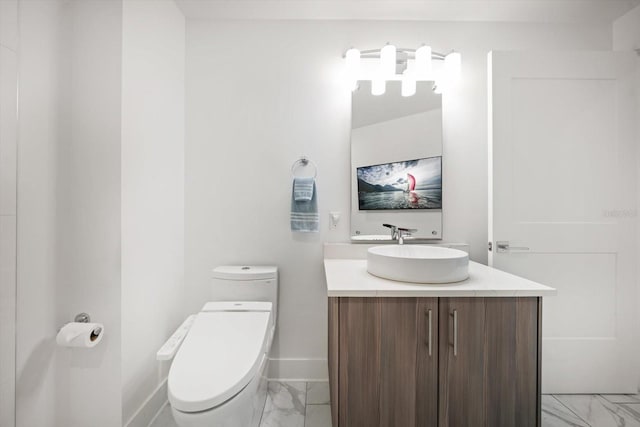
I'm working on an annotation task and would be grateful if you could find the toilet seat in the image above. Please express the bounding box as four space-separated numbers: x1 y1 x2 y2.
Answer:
168 302 272 413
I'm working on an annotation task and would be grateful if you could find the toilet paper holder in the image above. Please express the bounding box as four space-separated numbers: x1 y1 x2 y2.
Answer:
56 312 104 347
58 312 102 336
73 313 102 338
74 312 91 323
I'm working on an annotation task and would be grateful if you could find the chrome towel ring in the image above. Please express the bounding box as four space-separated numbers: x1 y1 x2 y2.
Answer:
291 156 317 179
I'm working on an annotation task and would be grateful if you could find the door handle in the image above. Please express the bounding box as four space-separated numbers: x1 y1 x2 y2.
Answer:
426 309 433 357
452 309 458 357
496 241 530 253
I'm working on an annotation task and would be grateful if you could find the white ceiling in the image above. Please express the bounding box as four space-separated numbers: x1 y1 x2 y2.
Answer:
175 0 640 23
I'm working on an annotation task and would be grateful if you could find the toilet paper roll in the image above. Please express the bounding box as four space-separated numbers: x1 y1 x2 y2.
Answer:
56 322 104 348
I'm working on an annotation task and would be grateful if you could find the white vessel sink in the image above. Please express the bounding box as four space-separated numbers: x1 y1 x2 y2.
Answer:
367 245 469 284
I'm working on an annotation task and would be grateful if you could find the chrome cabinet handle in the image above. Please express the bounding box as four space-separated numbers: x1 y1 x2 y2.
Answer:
426 309 433 357
453 309 458 357
496 241 530 253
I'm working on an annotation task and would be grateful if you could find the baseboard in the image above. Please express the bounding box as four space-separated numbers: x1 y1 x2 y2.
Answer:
125 378 168 427
267 358 328 381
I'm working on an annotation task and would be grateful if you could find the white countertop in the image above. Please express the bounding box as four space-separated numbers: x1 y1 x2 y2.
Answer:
324 258 556 297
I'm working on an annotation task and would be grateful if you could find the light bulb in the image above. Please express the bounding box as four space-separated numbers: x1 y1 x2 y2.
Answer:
345 48 361 92
433 80 443 94
415 45 432 79
380 44 396 77
371 79 386 96
345 48 360 76
444 51 461 85
401 71 416 97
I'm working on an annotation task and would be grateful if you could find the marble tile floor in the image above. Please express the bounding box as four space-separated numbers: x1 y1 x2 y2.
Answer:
150 381 640 427
150 381 331 427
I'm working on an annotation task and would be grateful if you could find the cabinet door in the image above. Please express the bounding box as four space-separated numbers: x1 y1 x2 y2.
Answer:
328 297 339 427
416 298 439 427
338 297 381 427
439 298 486 427
379 298 419 427
484 297 539 427
336 297 431 427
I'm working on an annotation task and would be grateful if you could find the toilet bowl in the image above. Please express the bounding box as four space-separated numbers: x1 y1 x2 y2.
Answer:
167 266 278 427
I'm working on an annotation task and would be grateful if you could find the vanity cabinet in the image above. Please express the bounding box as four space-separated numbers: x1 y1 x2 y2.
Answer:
328 297 541 427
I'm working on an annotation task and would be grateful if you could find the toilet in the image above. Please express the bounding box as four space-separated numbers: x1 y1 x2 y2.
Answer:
168 266 278 427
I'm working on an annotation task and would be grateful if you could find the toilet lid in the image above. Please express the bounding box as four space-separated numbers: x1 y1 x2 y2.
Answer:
168 310 271 412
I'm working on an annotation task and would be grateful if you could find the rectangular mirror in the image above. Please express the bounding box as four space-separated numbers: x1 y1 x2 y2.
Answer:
350 80 443 240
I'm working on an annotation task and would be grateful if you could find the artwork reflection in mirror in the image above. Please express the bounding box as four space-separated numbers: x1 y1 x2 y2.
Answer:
357 156 442 210
350 81 443 239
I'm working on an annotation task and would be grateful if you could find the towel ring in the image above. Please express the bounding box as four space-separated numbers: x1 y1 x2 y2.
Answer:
291 156 317 179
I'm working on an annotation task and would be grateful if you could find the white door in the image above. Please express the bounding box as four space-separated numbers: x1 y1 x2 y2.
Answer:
488 51 637 393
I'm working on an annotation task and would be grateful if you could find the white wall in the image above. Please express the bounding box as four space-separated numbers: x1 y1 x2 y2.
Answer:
52 1 124 425
16 2 65 424
185 20 611 377
0 1 18 425
613 5 640 50
613 3 640 392
17 1 123 426
121 0 185 424
55 2 123 425
15 1 186 425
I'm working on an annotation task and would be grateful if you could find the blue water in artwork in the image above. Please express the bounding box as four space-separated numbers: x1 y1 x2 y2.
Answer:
358 188 442 210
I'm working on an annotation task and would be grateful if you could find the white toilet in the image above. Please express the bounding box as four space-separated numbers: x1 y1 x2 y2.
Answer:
168 266 278 427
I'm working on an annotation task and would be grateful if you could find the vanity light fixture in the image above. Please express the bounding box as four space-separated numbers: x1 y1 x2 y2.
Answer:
380 44 397 77
371 79 386 96
415 45 432 77
401 70 416 97
345 48 361 91
344 43 461 96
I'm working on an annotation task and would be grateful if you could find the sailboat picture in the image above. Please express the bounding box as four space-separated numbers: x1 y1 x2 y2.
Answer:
406 173 416 192
357 156 442 210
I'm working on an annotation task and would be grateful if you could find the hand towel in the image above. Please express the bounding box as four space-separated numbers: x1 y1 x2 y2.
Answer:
291 178 319 232
293 176 314 201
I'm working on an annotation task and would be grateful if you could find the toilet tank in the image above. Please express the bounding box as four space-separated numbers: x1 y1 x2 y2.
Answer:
211 266 278 323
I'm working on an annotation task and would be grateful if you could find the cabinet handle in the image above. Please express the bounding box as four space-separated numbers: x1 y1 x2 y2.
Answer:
453 309 458 357
426 309 433 357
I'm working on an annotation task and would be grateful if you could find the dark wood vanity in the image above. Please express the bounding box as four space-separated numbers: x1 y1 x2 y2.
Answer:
328 296 541 427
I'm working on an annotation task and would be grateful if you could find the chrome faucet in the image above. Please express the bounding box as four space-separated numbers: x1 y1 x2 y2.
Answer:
397 227 417 245
383 224 418 245
383 223 399 240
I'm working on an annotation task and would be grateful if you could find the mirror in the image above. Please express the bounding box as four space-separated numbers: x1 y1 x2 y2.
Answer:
350 80 443 240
